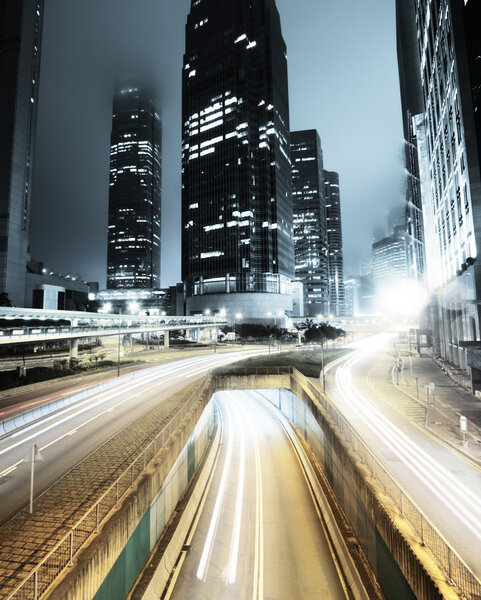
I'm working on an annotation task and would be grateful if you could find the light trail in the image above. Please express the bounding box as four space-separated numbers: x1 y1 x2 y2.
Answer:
0 349 267 479
334 342 481 546
227 398 245 585
196 401 234 582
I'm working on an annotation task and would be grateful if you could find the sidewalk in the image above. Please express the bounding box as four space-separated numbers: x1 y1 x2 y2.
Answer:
390 351 481 464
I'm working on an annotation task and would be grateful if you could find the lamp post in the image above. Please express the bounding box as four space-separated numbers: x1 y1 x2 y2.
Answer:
320 339 325 393
117 322 121 378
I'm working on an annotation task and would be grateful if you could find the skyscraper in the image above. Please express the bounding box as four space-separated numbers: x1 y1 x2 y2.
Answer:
397 0 481 369
291 130 329 316
396 0 426 282
107 85 161 290
324 170 345 317
0 0 43 306
181 0 294 320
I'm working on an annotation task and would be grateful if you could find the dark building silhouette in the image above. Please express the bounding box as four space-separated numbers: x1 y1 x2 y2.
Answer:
291 130 329 316
396 0 426 282
181 0 294 320
107 85 161 290
324 170 345 316
396 0 481 371
0 0 43 306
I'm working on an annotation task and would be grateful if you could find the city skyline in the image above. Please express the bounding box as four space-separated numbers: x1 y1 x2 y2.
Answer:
30 0 403 288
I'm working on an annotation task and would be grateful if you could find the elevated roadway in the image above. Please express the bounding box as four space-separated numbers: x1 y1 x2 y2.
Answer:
0 307 226 348
326 336 481 582
0 349 265 525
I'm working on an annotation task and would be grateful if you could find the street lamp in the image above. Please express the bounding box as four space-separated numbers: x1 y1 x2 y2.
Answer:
128 301 140 314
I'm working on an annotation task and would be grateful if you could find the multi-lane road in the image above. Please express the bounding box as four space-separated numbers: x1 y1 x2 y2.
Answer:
326 336 481 581
168 390 348 600
0 349 265 525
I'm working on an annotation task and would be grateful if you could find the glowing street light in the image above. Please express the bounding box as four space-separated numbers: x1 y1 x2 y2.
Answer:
128 301 140 314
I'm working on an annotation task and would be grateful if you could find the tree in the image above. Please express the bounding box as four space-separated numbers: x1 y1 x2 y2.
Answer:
0 293 12 307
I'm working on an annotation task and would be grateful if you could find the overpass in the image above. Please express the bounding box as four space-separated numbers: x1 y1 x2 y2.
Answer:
0 307 228 355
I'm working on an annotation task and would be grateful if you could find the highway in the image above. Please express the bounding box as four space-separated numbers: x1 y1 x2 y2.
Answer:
326 336 481 580
168 390 348 600
0 349 265 525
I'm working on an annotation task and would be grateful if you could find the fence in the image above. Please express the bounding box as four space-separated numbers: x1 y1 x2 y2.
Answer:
292 370 481 600
6 374 214 600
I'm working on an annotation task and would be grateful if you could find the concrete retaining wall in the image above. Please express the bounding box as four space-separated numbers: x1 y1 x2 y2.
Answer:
46 379 216 600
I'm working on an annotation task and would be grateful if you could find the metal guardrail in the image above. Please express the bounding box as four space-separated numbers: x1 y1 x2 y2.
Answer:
6 374 214 600
293 370 481 600
213 366 294 376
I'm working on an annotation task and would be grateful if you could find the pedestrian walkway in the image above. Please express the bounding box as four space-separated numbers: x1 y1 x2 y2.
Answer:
377 348 481 465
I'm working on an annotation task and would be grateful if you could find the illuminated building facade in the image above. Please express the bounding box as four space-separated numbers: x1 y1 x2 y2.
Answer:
0 0 43 306
107 85 161 289
372 228 409 286
181 0 294 320
397 0 481 369
291 130 329 316
324 170 346 316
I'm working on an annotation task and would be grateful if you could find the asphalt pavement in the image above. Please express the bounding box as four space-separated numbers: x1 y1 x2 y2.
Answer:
168 390 347 600
324 336 481 581
0 349 265 525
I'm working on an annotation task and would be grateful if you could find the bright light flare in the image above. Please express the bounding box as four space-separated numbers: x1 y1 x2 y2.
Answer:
376 280 429 317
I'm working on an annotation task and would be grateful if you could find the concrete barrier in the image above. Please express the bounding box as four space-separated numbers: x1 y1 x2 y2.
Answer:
133 422 221 599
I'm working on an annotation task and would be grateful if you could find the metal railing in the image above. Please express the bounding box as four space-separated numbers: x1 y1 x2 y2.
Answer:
294 370 481 599
213 366 294 376
5 374 214 600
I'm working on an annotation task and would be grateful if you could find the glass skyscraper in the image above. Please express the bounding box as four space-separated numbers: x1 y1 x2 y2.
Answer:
397 0 481 369
107 85 161 290
181 0 294 319
0 0 43 306
291 130 329 316
324 170 345 317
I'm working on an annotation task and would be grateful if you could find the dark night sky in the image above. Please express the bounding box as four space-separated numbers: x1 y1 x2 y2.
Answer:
31 0 404 288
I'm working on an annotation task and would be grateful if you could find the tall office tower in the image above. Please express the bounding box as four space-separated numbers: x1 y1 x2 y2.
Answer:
324 170 345 317
371 230 409 287
0 0 43 306
182 0 294 320
291 130 329 316
396 0 426 282
107 85 161 290
397 0 481 369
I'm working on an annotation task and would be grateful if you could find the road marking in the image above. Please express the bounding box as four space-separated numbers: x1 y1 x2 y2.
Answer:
237 396 264 600
227 400 245 585
67 429 77 436
335 346 481 543
197 401 234 581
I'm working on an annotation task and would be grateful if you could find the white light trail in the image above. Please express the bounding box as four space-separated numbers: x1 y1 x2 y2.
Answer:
227 398 245 584
334 343 481 544
197 401 234 581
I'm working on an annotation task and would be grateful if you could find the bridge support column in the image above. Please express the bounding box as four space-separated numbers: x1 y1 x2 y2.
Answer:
164 330 170 349
69 338 79 359
204 328 211 343
196 327 201 342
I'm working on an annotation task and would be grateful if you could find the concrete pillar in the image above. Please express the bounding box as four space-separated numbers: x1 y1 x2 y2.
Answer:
212 328 218 343
204 328 211 343
69 338 79 359
196 327 201 342
164 330 170 349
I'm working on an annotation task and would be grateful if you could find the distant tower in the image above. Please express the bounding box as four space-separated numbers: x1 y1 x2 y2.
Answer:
324 170 345 316
181 0 294 320
291 130 329 316
107 85 161 289
0 0 44 306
